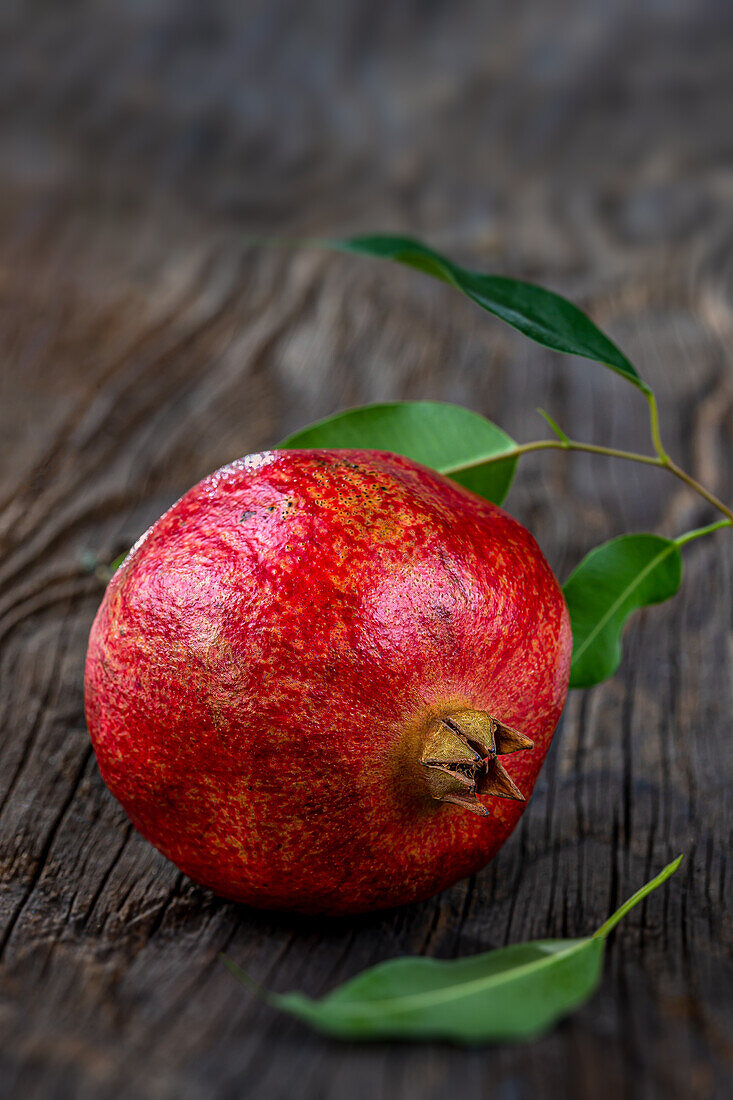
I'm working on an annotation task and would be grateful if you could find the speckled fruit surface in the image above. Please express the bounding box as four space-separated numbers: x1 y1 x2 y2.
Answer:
85 449 571 914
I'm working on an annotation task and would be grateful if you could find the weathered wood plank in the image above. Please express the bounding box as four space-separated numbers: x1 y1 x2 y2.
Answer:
1 2 732 1098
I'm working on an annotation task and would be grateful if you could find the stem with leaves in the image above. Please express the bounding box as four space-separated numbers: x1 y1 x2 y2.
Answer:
443 400 733 529
277 233 733 690
327 235 733 530
218 235 713 1041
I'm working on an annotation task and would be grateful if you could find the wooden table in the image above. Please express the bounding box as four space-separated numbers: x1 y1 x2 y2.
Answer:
1 3 731 1097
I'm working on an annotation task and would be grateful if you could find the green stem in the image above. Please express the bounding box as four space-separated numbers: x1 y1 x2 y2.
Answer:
646 391 670 463
675 519 733 547
219 956 270 1002
642 390 733 522
442 439 662 475
663 459 733 524
443 436 733 526
593 855 683 940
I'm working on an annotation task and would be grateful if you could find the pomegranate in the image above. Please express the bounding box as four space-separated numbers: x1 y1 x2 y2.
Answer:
85 450 571 914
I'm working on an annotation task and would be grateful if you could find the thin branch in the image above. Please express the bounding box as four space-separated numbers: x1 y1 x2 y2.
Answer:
442 439 662 475
646 391 670 463
664 459 733 524
675 520 733 547
443 436 733 526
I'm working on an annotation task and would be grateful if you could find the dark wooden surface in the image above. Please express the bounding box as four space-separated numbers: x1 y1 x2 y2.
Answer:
1 2 732 1097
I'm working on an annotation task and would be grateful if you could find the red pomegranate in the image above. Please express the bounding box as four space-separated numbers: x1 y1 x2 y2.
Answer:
85 450 571 914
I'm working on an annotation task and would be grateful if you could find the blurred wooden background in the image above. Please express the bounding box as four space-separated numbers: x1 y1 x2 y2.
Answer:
1 2 732 1097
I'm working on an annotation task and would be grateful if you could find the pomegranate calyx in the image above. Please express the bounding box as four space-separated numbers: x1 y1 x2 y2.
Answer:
420 710 533 815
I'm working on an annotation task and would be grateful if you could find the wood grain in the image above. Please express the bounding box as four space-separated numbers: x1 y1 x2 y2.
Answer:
1 2 732 1097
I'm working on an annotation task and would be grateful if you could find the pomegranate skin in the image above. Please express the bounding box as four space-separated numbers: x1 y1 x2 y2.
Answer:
85 449 571 914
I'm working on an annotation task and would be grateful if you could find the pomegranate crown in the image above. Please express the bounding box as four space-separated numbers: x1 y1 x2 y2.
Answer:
420 709 534 816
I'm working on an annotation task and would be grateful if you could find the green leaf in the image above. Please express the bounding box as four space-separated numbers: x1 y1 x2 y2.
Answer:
564 534 683 689
280 400 518 505
222 857 681 1044
328 235 649 393
273 940 603 1043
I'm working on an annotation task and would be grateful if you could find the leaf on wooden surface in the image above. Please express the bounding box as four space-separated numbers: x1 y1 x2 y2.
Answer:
222 857 682 1043
564 534 683 689
280 400 518 505
327 235 648 392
